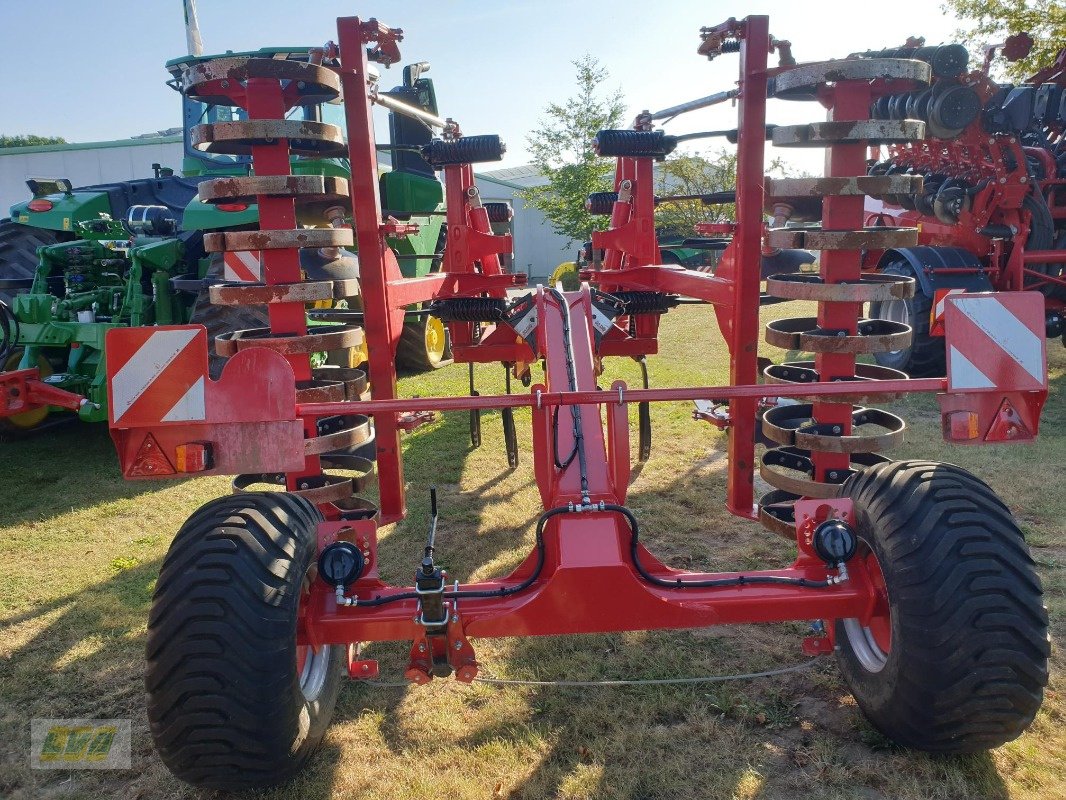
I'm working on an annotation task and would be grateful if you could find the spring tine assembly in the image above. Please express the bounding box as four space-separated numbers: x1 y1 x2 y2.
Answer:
503 367 518 469
758 58 931 538
185 57 377 520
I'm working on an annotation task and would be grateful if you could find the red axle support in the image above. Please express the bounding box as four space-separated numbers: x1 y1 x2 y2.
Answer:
0 368 89 418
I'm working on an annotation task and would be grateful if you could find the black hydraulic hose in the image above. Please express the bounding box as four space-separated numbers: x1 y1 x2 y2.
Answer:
0 300 19 364
598 503 836 590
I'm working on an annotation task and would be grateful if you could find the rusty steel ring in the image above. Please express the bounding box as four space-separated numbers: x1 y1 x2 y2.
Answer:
763 361 911 404
213 324 364 357
761 404 906 453
231 472 359 506
183 57 341 105
295 379 347 404
190 119 347 156
765 316 912 354
209 280 336 306
766 174 924 198
204 227 354 253
772 120 925 148
758 489 804 540
312 366 368 400
305 414 373 456
318 455 376 492
199 175 350 205
774 58 931 100
760 447 891 498
767 225 918 250
765 273 915 303
332 495 379 520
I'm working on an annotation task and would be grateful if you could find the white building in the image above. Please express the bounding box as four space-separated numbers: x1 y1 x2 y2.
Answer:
0 138 571 282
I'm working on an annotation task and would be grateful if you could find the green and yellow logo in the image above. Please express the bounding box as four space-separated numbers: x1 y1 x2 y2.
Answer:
31 718 131 769
40 724 116 763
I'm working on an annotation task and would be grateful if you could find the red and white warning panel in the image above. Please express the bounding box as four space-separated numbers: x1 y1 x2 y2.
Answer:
929 288 966 337
939 291 1048 444
945 292 1047 393
223 250 262 282
106 325 304 478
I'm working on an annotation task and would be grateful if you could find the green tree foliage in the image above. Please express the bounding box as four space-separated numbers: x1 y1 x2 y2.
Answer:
0 135 67 148
520 56 625 244
943 0 1065 80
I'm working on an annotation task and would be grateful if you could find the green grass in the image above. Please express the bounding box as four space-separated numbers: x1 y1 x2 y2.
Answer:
0 303 1062 800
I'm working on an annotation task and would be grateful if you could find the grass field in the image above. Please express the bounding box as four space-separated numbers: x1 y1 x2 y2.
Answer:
0 303 1062 800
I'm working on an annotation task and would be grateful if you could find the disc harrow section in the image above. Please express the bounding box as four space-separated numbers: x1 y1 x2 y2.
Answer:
187 57 376 520
759 58 929 537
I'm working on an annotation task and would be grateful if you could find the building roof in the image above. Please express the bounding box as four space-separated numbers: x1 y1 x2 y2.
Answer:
0 135 182 157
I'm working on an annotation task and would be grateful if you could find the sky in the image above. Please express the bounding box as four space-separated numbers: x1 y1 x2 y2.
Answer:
0 1 966 174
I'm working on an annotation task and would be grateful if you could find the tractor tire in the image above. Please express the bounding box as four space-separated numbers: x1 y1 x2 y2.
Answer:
869 260 945 377
835 460 1049 753
189 254 269 378
396 309 451 371
146 492 344 790
0 218 60 305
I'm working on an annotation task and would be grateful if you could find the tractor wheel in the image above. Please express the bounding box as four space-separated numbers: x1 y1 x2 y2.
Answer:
869 260 945 377
189 254 269 378
396 310 451 371
835 460 1049 753
1 350 52 430
146 492 344 790
0 218 60 305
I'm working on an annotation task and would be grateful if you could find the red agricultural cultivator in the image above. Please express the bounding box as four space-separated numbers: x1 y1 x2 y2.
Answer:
105 14 1050 790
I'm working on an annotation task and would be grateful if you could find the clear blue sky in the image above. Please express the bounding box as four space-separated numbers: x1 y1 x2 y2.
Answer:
0 1 965 172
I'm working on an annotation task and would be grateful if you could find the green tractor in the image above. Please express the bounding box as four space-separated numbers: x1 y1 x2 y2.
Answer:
0 48 456 431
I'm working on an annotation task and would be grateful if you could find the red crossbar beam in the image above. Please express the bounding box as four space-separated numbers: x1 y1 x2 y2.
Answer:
297 377 945 417
388 272 527 308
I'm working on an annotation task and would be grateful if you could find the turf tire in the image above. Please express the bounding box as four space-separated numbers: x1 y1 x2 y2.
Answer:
146 492 344 790
836 460 1049 753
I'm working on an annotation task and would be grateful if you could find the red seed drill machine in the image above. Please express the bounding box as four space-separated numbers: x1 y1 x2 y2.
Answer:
103 14 1050 790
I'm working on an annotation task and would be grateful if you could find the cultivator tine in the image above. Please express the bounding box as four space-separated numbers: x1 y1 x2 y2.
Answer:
468 362 481 448
637 357 651 462
503 367 518 469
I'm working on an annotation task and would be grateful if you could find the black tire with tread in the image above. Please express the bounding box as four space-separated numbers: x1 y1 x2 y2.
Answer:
396 310 451 371
146 492 344 790
0 218 60 305
869 261 945 377
836 460 1049 753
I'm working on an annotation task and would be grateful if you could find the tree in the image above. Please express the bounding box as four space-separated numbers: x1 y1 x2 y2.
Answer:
0 135 67 148
520 56 625 244
942 0 1065 80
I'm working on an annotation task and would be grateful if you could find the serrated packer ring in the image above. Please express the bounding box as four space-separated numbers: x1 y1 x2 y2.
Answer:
190 119 347 156
760 447 891 498
762 403 906 453
214 324 364 357
183 57 341 105
204 227 353 253
767 226 917 250
232 472 354 506
758 489 804 540
209 280 336 305
312 366 368 400
295 379 346 404
199 175 350 204
772 119 925 148
765 273 915 303
766 174 924 198
304 414 373 456
774 58 930 99
763 361 911 404
765 317 912 353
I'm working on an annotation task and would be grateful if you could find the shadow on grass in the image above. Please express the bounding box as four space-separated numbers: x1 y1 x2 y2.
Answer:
0 423 171 529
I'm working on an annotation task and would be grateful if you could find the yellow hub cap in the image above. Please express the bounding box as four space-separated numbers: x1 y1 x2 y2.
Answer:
425 316 446 363
3 351 52 429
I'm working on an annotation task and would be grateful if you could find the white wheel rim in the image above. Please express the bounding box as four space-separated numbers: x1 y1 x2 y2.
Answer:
299 645 332 701
876 299 910 357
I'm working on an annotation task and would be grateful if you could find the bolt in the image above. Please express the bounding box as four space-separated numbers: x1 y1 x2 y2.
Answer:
454 641 463 650
361 664 369 672
418 643 426 652
221 80 230 88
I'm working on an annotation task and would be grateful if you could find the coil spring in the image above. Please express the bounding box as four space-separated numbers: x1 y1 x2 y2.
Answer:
593 130 678 159
720 40 741 54
483 202 513 224
428 297 508 323
422 135 506 167
605 291 676 315
586 191 620 215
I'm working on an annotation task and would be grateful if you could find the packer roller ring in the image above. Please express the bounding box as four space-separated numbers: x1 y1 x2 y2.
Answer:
190 119 348 156
761 404 905 453
183 57 341 105
767 225 917 250
772 119 925 147
773 57 930 100
199 175 351 206
203 227 354 253
764 273 914 303
763 361 911 404
214 324 364 357
209 280 337 306
764 317 912 353
760 447 891 498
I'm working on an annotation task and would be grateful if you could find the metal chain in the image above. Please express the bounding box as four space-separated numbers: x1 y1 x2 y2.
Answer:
361 656 825 689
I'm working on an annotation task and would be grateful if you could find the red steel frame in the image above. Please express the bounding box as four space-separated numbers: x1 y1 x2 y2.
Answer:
104 14 1050 682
